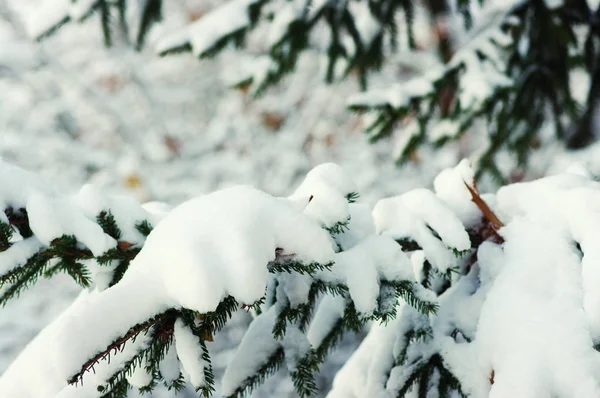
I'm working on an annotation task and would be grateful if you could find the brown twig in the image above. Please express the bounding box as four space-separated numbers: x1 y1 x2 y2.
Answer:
463 180 504 230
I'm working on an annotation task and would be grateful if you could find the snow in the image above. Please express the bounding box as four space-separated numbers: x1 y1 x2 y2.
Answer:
476 219 600 397
136 184 334 312
0 238 44 277
288 163 357 228
174 318 208 389
282 325 311 371
0 166 346 397
334 203 376 251
126 357 153 388
280 273 312 308
27 192 116 256
349 1 381 48
427 119 461 142
7 1 600 396
222 306 280 395
68 0 98 21
158 342 181 384
373 186 471 271
0 159 54 208
347 77 435 110
316 235 414 315
75 183 158 244
156 0 261 58
26 0 70 39
327 312 402 398
433 159 481 228
306 295 344 349
268 2 303 46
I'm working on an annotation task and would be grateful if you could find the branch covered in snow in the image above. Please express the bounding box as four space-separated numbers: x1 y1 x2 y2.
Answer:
24 0 600 180
0 161 439 398
4 159 600 397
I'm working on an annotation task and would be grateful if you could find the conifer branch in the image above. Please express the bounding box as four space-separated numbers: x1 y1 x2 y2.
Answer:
68 310 177 386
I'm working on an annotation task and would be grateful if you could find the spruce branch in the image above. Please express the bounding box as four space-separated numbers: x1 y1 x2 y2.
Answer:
68 310 177 386
290 349 320 398
135 220 153 237
0 220 13 252
225 347 285 398
97 210 122 240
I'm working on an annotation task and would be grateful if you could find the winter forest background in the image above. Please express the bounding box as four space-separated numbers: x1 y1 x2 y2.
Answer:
4 0 600 397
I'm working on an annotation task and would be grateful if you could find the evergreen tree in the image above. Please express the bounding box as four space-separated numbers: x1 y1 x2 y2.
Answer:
2 159 600 397
26 0 600 181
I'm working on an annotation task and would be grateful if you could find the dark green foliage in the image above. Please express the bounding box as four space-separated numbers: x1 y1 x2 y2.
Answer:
200 295 240 335
267 258 333 276
0 235 95 305
135 0 162 50
97 210 122 240
290 349 320 398
74 310 178 394
395 325 434 367
395 354 466 398
388 280 438 316
0 220 14 252
344 192 360 204
226 347 285 398
0 206 153 298
135 220 153 237
99 1 112 46
5 207 33 238
324 218 351 235
33 0 162 50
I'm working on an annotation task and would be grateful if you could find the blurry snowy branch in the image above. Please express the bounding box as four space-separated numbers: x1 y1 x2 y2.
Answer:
20 0 600 182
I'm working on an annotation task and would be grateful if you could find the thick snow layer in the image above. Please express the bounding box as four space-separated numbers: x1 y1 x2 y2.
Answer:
327 313 401 398
307 295 345 349
174 318 208 389
373 187 471 271
0 175 339 397
27 192 116 256
334 203 376 251
289 163 357 228
158 342 181 384
222 306 280 395
75 184 158 244
134 185 334 312
433 159 481 228
494 172 600 339
476 219 600 397
317 235 414 315
0 160 54 208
